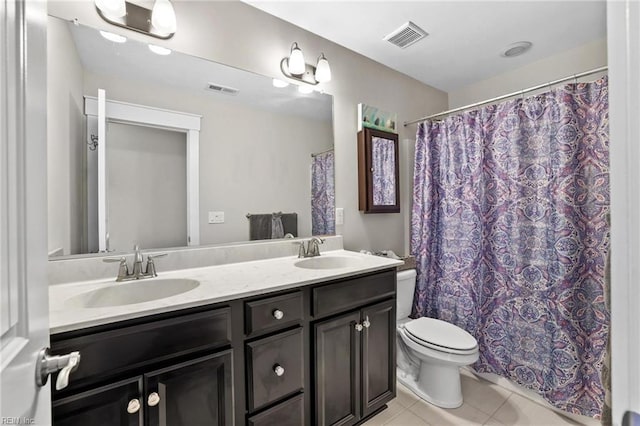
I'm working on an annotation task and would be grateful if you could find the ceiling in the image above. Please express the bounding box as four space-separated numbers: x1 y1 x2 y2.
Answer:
62 17 332 122
245 1 607 92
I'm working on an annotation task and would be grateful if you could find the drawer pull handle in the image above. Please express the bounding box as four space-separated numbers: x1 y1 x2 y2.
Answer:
147 392 160 407
355 323 363 332
363 316 371 328
274 364 285 377
272 309 284 320
127 398 141 414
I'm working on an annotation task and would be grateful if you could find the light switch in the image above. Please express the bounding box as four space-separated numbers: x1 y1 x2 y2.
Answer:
335 208 344 225
208 211 225 224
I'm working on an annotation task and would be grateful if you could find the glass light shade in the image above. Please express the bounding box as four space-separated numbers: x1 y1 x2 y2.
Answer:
95 0 126 19
148 44 172 55
288 43 306 75
151 0 177 35
297 85 313 94
315 54 331 83
272 79 289 88
99 30 127 43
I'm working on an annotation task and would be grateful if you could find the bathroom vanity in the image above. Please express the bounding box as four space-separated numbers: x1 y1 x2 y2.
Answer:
48 250 400 426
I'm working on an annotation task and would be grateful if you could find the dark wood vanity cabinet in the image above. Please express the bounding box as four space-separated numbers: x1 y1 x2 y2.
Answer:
51 268 397 426
53 377 143 426
144 351 234 426
314 300 396 426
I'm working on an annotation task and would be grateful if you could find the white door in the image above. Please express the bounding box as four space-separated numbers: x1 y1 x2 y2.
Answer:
0 0 51 423
608 1 640 425
97 88 108 252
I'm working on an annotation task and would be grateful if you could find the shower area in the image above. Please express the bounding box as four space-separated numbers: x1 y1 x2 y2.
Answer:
409 72 610 420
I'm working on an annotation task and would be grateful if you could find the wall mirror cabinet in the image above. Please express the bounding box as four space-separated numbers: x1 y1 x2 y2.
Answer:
357 128 400 213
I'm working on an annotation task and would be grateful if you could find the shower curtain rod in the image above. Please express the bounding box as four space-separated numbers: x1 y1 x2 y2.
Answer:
403 65 608 126
311 148 334 157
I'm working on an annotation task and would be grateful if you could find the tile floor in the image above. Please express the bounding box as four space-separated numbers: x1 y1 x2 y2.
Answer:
364 370 600 426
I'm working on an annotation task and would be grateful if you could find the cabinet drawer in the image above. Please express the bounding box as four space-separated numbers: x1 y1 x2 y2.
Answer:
246 327 304 411
247 393 304 426
52 307 231 391
312 270 395 318
245 291 303 336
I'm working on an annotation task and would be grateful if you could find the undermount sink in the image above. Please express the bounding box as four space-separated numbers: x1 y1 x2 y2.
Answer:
294 255 364 270
65 278 200 308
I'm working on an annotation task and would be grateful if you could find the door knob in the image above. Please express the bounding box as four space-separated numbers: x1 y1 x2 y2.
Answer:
35 347 81 390
273 364 285 376
127 398 141 414
363 316 371 328
147 392 161 407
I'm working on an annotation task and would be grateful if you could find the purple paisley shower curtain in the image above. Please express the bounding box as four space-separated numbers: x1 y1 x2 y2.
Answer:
311 150 335 235
410 77 609 418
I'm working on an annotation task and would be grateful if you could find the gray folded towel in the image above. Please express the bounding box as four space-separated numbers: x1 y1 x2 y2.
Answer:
249 212 298 241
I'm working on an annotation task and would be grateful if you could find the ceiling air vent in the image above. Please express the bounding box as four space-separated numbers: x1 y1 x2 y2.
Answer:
206 82 239 95
384 21 428 49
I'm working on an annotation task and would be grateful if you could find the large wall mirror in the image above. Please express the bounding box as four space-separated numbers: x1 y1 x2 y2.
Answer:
47 15 335 259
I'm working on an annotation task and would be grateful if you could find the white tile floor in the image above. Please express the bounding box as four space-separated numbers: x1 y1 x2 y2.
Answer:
364 370 601 426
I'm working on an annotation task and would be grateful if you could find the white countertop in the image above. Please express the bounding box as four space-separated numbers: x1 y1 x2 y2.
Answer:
49 250 403 334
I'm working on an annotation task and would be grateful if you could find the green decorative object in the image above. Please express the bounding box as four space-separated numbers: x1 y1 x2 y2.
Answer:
358 103 398 134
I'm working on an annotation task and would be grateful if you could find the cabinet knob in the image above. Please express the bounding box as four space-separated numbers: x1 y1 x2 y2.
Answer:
363 316 371 328
274 364 285 377
355 323 363 332
147 392 160 407
127 398 141 414
272 309 284 320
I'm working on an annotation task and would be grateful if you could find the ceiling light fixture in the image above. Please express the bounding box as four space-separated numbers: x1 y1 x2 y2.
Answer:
272 78 290 88
148 44 172 55
502 41 533 58
95 0 177 39
99 30 127 43
280 42 332 86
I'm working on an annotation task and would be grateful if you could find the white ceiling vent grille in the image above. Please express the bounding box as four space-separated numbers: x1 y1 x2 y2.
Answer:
384 21 428 49
206 83 239 95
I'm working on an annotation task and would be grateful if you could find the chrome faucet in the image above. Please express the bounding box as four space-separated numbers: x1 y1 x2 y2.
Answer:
295 237 325 258
103 245 167 282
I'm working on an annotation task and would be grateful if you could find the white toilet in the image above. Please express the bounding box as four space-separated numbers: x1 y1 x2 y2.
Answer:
396 269 479 408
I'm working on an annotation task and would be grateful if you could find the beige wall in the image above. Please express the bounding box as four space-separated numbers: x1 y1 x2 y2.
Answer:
107 123 187 251
448 39 608 108
49 0 448 255
47 17 84 256
84 72 332 246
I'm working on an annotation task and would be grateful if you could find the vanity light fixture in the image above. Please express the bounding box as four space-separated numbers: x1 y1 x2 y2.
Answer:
95 0 177 39
94 0 126 20
280 42 332 86
272 78 290 88
314 53 331 83
99 30 127 43
148 44 172 55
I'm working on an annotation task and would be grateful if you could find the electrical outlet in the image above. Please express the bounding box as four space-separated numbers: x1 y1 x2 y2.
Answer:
335 208 344 225
208 211 225 224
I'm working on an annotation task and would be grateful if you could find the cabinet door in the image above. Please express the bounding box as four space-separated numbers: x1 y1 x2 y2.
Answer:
314 311 361 426
53 377 143 426
145 350 233 426
361 300 396 418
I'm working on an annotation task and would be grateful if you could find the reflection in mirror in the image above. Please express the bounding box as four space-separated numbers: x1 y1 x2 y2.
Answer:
46 16 334 258
372 137 396 206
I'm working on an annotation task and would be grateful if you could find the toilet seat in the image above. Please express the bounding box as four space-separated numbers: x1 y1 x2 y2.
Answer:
403 317 478 356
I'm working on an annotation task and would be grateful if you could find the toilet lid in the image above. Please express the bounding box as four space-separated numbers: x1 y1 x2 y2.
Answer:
404 317 478 352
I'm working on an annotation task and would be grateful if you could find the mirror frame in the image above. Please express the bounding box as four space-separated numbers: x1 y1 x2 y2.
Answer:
357 128 400 213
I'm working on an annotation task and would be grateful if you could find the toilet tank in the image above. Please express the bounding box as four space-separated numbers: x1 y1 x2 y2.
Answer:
396 269 417 320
